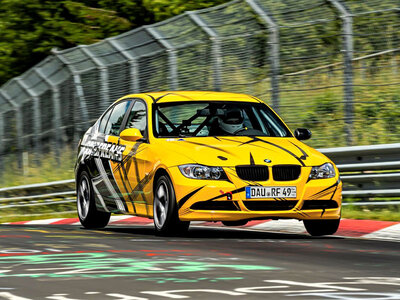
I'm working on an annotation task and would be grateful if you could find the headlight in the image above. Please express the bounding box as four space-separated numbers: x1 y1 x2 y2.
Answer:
309 163 336 180
179 164 227 180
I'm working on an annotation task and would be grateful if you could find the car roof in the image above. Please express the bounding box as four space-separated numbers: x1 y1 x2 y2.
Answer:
118 91 262 104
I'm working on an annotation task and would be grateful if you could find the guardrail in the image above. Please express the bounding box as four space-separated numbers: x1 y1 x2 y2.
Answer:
0 179 76 218
0 143 399 217
320 143 400 200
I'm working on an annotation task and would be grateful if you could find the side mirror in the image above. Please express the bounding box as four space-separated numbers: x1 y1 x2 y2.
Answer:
294 128 312 140
120 128 143 142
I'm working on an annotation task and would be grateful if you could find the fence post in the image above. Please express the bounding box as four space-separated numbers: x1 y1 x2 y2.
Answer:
80 46 110 111
245 0 280 112
187 11 222 91
15 78 42 164
52 51 90 140
0 90 23 169
107 39 140 93
35 69 63 163
328 0 354 146
145 26 179 90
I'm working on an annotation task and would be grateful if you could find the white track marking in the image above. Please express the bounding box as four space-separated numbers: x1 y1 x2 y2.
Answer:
363 223 400 241
251 219 306 234
0 292 32 300
24 219 64 225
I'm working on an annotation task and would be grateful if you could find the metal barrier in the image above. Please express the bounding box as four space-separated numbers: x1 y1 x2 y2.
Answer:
0 0 399 167
0 179 76 218
320 143 400 199
0 143 399 217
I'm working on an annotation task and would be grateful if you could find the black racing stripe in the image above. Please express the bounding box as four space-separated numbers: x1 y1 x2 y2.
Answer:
132 155 148 211
147 94 156 103
310 179 340 198
184 140 232 154
290 141 309 160
129 171 155 208
329 186 338 201
311 191 335 200
117 166 137 214
321 208 326 217
298 208 310 217
113 143 144 174
250 152 255 165
154 93 173 102
111 142 144 213
155 92 194 103
101 158 129 212
239 137 305 167
225 170 255 186
249 95 263 103
219 137 268 150
178 186 205 209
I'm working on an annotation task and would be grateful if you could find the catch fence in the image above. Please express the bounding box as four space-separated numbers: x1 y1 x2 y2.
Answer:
0 0 399 166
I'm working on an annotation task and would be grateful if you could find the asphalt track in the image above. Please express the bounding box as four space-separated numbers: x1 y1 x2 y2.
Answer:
0 224 399 300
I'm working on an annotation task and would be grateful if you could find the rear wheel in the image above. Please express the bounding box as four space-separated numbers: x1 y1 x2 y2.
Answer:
77 171 110 229
303 219 340 236
222 220 248 227
153 175 190 235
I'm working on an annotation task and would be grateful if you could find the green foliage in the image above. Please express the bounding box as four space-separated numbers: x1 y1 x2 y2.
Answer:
0 147 75 188
0 0 234 86
0 0 131 85
343 205 400 222
142 0 229 22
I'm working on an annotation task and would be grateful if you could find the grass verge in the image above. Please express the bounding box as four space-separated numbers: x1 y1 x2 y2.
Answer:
342 205 400 222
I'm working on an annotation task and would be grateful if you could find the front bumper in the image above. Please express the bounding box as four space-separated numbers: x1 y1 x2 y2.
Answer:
168 166 342 222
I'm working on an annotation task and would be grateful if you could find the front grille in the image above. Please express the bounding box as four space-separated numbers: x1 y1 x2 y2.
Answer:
236 165 269 181
302 200 338 209
243 200 297 211
273 165 301 181
191 201 239 211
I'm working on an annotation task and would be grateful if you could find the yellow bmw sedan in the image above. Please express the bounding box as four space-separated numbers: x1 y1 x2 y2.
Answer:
75 91 342 236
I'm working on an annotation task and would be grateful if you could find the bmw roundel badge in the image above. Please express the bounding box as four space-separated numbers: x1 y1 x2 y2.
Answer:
264 159 272 163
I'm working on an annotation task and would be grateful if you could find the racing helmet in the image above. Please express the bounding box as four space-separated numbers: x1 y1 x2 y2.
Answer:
219 108 244 134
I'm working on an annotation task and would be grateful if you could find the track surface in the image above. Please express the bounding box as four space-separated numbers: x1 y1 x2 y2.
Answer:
0 225 399 299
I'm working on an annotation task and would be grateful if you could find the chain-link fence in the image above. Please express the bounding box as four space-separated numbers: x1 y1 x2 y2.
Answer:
0 0 399 166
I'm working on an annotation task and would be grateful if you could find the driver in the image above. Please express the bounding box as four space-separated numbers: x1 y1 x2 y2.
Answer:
210 108 245 136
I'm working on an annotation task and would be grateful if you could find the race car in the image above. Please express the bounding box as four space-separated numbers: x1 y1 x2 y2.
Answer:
75 91 342 236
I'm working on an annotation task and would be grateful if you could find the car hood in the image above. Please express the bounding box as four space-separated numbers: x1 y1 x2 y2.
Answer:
155 136 331 167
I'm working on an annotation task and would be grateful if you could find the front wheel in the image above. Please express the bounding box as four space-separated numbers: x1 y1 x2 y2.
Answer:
303 219 340 236
153 175 190 235
77 171 111 229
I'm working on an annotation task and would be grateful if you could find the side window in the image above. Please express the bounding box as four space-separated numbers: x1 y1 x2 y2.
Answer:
98 108 112 134
105 101 131 136
126 101 147 136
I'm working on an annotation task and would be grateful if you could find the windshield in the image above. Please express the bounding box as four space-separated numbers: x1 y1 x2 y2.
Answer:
153 101 292 138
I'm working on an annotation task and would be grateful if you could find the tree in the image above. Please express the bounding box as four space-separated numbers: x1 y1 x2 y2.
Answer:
0 0 232 85
0 0 132 85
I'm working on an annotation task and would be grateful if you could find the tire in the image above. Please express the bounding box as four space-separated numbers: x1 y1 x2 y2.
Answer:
153 175 190 235
77 171 111 229
222 220 248 227
303 218 340 236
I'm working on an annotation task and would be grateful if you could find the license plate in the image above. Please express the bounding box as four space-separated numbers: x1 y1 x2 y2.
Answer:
245 186 297 199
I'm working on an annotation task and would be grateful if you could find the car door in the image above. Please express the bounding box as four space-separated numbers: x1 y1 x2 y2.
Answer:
91 99 132 213
110 99 152 217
